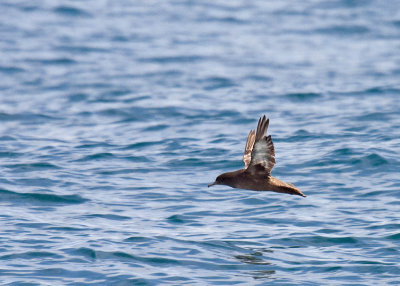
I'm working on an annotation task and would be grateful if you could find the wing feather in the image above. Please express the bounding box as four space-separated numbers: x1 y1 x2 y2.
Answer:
247 115 276 174
243 129 255 168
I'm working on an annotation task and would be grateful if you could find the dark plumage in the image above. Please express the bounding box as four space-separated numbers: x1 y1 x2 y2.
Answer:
209 115 306 197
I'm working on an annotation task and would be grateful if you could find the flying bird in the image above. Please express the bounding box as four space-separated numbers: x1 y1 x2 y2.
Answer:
208 115 306 197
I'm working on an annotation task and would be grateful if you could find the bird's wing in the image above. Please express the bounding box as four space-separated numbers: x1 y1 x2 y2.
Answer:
246 115 275 175
243 129 255 168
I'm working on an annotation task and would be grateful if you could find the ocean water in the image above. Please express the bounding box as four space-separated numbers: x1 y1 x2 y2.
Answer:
1 0 400 285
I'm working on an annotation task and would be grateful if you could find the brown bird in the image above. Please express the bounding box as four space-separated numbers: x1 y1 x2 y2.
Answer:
208 115 306 197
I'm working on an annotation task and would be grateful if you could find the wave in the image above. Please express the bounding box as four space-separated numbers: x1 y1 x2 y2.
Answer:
53 6 92 17
0 189 88 205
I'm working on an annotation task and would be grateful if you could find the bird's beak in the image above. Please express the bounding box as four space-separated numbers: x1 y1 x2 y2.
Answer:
208 181 217 187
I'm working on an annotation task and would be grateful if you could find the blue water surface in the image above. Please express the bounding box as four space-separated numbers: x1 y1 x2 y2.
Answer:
1 1 400 285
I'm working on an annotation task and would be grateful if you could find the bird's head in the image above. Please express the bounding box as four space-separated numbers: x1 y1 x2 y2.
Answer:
208 173 233 188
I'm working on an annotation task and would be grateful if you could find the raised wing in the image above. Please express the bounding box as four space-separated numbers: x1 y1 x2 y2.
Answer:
243 129 255 168
247 115 275 175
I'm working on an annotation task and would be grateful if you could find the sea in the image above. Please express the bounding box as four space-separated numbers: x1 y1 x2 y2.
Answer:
0 1 399 285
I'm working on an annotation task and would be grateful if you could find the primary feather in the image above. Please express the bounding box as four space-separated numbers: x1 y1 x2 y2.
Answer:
246 115 276 175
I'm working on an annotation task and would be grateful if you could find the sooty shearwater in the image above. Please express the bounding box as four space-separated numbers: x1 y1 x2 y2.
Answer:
209 115 306 197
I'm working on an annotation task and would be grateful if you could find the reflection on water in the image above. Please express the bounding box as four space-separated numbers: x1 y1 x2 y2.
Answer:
235 251 271 265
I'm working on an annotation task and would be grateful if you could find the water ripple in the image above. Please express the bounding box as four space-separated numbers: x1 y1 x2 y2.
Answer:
0 189 88 205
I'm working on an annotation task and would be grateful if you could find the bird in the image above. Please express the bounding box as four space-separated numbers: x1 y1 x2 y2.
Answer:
208 115 306 197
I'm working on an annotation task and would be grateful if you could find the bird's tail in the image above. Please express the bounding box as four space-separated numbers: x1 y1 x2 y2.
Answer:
269 177 306 197
284 183 306 197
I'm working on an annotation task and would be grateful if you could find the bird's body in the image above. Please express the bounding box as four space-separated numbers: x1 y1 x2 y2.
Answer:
209 115 306 197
